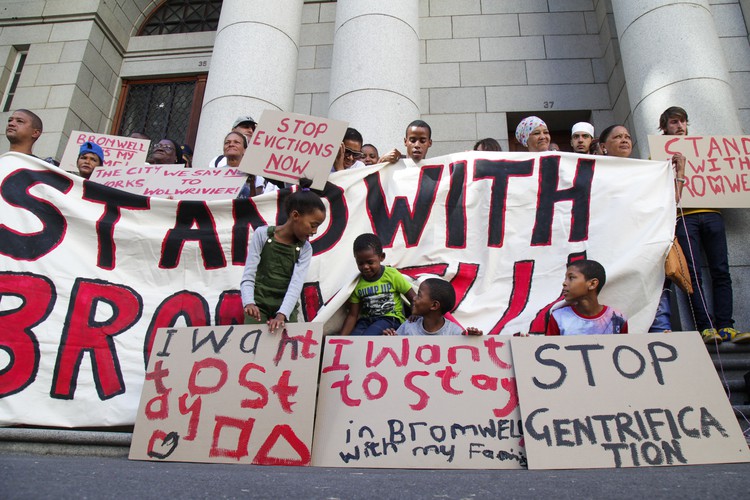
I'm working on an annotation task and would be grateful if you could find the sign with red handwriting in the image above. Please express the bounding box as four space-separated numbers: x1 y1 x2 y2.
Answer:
88 164 247 200
648 134 750 208
311 336 525 469
511 333 750 470
61 131 150 172
129 323 323 465
241 110 348 190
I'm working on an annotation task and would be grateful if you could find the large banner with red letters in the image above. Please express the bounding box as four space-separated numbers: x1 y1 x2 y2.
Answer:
0 151 674 427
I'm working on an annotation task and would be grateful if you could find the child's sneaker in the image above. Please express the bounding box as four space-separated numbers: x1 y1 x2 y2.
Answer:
718 327 739 342
701 328 721 344
732 330 750 344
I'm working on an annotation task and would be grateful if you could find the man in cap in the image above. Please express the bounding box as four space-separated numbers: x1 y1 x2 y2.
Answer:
76 141 104 179
5 109 43 156
570 122 595 154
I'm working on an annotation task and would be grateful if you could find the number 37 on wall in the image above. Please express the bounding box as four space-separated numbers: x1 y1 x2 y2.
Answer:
543 101 554 109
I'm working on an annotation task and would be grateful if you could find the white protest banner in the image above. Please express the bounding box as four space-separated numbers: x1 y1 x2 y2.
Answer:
0 150 673 427
129 323 323 465
88 165 247 200
511 333 750 469
648 134 750 208
241 110 348 190
312 336 524 468
60 131 150 172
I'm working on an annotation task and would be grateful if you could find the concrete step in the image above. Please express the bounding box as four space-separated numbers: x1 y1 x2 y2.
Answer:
0 428 131 457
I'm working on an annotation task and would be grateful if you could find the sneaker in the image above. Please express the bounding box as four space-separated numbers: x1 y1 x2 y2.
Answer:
718 327 739 342
732 331 750 344
701 328 722 344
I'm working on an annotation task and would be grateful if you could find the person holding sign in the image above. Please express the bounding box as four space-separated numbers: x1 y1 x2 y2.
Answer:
384 278 483 337
515 116 550 153
240 179 326 332
546 260 628 336
339 233 416 336
75 141 104 179
600 124 674 332
662 106 749 344
221 131 276 198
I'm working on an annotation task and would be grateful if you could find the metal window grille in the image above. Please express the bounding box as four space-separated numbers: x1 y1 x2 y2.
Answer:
117 80 196 146
139 0 223 35
2 49 28 112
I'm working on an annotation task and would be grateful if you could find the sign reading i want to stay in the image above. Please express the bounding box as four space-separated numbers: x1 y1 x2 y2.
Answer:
129 323 323 466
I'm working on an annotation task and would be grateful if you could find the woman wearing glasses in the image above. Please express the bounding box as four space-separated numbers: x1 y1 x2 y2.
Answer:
147 138 181 165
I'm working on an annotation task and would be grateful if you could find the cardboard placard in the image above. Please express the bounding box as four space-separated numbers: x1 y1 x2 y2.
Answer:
88 164 247 200
312 336 525 469
129 323 323 465
648 134 750 207
511 333 750 469
60 131 150 172
241 110 348 190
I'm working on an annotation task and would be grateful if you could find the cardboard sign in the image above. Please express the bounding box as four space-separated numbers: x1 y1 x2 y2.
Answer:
60 131 150 172
241 110 348 190
511 333 750 469
88 164 248 200
129 323 323 465
312 336 525 468
648 134 750 208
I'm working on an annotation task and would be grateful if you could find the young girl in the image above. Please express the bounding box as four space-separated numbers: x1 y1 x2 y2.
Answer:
240 179 326 332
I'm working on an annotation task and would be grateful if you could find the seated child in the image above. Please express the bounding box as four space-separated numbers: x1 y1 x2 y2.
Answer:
546 259 628 335
340 233 416 336
384 278 482 336
241 179 327 332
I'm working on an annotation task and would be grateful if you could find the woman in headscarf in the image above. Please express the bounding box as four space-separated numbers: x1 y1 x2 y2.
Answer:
515 116 550 152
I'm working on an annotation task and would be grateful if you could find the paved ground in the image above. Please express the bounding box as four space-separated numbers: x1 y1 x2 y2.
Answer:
2 452 749 499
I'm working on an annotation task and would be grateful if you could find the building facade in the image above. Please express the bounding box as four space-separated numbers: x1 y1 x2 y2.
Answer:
1 0 749 329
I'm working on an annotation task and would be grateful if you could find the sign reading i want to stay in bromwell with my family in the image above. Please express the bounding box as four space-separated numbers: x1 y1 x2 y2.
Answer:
511 333 749 470
312 336 525 469
60 131 150 172
240 111 348 190
129 323 323 466
648 134 750 208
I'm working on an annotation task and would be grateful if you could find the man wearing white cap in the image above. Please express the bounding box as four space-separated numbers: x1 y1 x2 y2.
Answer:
570 122 595 154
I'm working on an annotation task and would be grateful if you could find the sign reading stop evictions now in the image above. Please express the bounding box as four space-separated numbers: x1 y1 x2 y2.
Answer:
240 111 348 190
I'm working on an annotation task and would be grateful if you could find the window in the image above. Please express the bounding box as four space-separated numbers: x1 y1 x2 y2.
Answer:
2 47 29 112
139 0 223 35
112 76 207 149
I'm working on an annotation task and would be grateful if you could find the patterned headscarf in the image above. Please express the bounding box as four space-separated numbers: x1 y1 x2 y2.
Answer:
515 116 547 147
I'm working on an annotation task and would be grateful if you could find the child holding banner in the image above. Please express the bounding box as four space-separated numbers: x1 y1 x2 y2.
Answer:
340 233 416 336
240 179 326 332
546 260 629 336
384 278 483 336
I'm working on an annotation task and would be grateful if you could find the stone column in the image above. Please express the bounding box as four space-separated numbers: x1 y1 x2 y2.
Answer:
328 0 420 153
192 0 303 168
612 0 742 155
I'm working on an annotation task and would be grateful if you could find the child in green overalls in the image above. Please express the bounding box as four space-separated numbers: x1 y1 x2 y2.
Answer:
240 179 326 332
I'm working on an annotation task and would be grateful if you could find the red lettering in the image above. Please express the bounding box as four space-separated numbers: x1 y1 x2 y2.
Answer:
238 363 268 409
0 273 54 397
404 370 430 410
188 358 228 395
52 279 142 399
